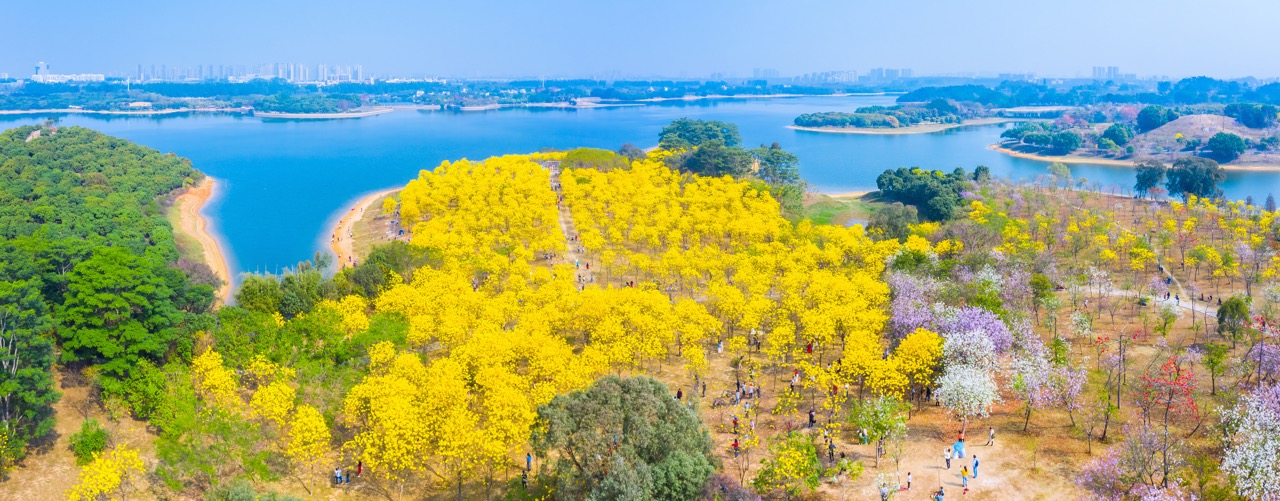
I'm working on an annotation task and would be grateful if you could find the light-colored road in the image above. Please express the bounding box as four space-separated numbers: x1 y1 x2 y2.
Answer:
546 161 594 286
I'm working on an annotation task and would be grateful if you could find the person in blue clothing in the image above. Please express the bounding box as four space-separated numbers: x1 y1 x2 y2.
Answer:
526 452 532 471
973 455 979 478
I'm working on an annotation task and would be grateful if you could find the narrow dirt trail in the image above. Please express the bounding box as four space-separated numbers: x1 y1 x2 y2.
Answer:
547 161 595 285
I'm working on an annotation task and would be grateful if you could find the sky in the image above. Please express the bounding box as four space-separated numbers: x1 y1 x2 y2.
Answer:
4 0 1280 80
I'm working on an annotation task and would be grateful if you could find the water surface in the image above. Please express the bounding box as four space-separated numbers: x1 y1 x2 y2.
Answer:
4 96 1276 279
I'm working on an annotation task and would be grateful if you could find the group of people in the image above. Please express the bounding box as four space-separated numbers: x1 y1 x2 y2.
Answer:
332 461 362 486
939 428 993 495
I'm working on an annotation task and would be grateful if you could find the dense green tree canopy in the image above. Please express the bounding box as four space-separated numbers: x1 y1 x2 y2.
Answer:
876 167 970 221
532 376 718 501
869 202 919 241
658 118 741 150
1136 105 1178 132
1224 103 1279 129
0 125 208 474
681 140 753 178
1207 132 1246 161
1102 123 1135 146
1134 160 1167 198
1165 156 1224 200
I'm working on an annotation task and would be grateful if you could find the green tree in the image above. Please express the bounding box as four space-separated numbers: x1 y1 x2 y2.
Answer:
1102 123 1135 146
749 142 800 186
1049 131 1083 154
847 397 909 468
972 165 991 183
868 203 919 241
1137 105 1177 132
532 376 717 501
875 167 969 221
1217 295 1251 348
1166 157 1225 200
751 431 822 498
1204 344 1228 395
1047 162 1073 187
69 418 109 465
1134 160 1167 198
58 248 182 379
658 118 741 149
681 140 753 178
1207 132 1246 161
0 278 59 474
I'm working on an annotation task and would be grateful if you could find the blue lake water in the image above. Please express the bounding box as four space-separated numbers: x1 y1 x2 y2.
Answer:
4 95 1279 282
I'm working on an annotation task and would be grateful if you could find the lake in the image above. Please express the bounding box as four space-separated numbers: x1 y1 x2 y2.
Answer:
4 95 1278 281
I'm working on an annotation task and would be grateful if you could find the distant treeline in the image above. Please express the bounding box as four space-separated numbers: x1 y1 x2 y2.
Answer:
795 99 967 128
899 77 1280 107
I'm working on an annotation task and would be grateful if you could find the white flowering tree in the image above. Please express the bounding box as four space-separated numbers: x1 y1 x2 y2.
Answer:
1223 385 1280 500
935 364 1001 434
942 330 998 371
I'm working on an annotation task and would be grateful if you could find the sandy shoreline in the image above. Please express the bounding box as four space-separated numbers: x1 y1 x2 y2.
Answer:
789 117 1016 136
821 190 871 197
174 178 232 304
988 144 1280 171
330 188 403 270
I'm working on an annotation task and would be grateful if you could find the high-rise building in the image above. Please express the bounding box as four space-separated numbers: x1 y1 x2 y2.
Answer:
1092 66 1121 81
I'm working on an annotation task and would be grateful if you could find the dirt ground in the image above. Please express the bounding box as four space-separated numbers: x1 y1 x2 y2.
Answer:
4 371 159 500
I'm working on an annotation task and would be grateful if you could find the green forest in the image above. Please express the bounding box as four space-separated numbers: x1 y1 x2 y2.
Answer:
0 125 221 472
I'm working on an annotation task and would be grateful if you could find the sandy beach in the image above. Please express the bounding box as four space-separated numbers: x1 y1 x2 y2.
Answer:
174 178 232 304
330 188 402 270
988 144 1280 171
789 117 1015 136
820 190 871 197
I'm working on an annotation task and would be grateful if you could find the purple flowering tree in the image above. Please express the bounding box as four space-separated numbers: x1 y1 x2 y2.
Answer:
1077 422 1178 499
938 306 1013 354
887 272 938 339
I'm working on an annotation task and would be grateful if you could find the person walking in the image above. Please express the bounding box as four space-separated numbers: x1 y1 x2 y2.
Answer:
986 427 995 446
526 453 532 471
944 448 952 469
972 455 979 478
808 409 816 428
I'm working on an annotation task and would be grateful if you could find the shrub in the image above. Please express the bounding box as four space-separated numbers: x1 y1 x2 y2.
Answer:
69 419 109 466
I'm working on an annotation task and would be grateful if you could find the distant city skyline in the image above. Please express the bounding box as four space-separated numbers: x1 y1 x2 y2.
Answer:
4 0 1280 80
8 60 1191 87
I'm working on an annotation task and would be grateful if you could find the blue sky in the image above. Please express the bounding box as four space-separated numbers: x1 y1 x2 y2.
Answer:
4 0 1279 79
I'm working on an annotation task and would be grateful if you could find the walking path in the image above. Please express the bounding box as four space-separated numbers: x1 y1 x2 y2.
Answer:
546 161 594 285
331 188 400 270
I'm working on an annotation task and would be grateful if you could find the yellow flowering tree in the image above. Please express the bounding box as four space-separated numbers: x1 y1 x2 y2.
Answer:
66 445 145 501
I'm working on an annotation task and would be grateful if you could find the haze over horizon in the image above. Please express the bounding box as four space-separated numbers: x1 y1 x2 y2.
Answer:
4 0 1280 80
